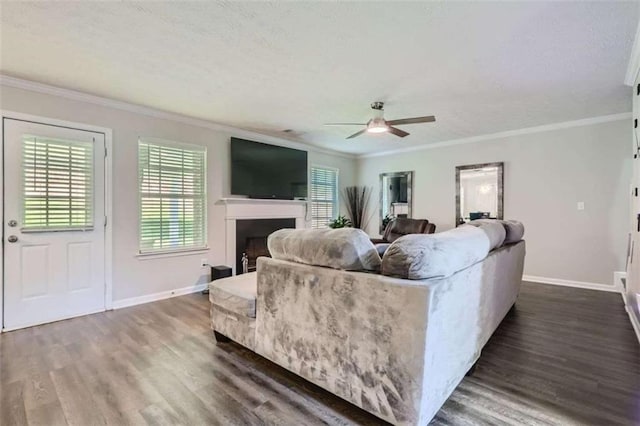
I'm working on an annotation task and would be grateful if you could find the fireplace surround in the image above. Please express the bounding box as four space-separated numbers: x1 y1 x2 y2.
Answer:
236 218 296 274
220 198 308 274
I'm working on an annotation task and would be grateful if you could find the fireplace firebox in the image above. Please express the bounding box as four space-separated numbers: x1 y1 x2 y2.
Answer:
235 218 296 274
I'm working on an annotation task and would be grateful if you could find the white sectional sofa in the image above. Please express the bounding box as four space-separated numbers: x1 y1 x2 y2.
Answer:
209 221 526 425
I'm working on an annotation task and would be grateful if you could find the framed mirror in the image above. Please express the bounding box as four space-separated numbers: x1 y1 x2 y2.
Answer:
379 171 413 233
456 162 503 225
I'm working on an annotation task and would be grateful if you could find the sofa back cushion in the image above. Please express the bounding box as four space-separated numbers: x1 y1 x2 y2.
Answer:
381 225 491 279
501 220 525 244
468 219 525 246
268 228 381 271
466 220 506 250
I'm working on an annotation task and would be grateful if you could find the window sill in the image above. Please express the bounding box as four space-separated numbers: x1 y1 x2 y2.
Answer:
136 247 210 261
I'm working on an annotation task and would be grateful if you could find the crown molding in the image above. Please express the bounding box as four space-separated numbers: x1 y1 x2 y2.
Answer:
358 112 632 159
0 74 356 160
2 75 630 162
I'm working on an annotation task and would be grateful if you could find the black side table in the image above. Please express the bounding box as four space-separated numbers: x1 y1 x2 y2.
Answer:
202 265 232 295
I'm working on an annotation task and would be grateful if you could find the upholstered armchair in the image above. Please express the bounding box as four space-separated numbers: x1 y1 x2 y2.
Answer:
371 218 435 245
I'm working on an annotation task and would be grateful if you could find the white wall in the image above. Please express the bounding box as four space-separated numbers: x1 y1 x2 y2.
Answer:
357 119 631 286
0 81 631 304
626 66 640 337
0 84 357 303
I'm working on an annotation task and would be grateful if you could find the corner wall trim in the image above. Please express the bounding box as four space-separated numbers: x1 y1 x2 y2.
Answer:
523 275 619 293
0 74 355 160
625 18 640 86
359 112 632 159
111 283 208 310
625 305 640 345
613 271 627 295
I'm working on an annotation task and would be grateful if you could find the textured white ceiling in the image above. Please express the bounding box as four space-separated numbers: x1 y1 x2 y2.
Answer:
0 2 637 155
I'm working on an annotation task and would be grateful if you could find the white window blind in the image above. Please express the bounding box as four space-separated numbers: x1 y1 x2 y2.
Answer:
310 166 338 228
138 139 207 254
22 135 94 231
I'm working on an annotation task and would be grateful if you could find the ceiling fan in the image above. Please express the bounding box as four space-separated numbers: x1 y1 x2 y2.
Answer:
325 101 436 139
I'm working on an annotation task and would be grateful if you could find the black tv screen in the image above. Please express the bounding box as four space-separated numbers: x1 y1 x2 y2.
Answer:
231 138 308 200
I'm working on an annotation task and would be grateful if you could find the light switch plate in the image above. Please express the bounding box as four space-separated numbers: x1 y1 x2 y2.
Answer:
577 201 585 211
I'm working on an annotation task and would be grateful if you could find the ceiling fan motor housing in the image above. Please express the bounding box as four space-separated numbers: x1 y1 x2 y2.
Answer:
368 117 387 128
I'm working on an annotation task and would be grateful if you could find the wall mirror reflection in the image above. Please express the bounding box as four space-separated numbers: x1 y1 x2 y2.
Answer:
379 171 413 232
456 162 504 225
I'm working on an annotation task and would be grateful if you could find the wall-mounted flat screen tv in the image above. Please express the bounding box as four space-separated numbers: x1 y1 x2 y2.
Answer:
231 137 308 200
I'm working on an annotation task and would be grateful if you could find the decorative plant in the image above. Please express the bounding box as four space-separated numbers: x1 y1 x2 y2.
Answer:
328 215 352 229
382 214 395 230
342 186 373 230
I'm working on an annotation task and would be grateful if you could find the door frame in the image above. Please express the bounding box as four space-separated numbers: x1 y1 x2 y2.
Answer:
0 111 113 331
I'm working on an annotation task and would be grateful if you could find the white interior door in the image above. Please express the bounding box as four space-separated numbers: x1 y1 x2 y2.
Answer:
3 118 106 330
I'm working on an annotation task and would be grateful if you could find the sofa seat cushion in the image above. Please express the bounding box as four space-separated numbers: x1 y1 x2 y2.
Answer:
381 225 491 279
209 272 257 318
268 228 381 271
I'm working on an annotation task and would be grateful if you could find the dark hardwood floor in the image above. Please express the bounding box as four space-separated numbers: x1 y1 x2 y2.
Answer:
1 282 638 425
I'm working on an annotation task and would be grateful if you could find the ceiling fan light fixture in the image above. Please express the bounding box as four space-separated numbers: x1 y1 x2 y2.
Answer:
366 117 388 133
367 125 388 133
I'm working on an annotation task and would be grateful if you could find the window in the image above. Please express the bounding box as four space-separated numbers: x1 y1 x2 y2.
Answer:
310 166 338 228
22 135 93 231
138 138 207 254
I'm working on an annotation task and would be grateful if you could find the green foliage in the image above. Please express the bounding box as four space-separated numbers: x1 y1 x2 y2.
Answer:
328 215 352 229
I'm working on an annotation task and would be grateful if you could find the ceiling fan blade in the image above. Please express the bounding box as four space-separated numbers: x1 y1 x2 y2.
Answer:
324 123 367 126
386 116 436 126
346 129 367 139
387 126 409 138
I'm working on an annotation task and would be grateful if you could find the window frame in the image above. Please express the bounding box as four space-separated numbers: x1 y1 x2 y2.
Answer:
309 165 339 229
137 137 208 255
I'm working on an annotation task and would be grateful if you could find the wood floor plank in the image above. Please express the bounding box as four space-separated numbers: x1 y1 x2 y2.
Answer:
50 365 107 426
0 282 638 426
139 400 185 426
142 365 223 425
22 370 59 411
73 352 153 425
1 380 28 426
194 383 266 425
25 401 68 426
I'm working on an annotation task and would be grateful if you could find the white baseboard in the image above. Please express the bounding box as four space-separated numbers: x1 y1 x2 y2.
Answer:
2 307 106 332
112 283 208 310
523 275 619 293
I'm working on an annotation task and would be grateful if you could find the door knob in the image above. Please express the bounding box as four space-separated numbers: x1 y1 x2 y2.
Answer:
7 235 18 243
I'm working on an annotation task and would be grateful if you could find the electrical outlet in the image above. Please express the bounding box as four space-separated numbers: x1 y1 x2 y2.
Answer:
577 201 585 211
201 258 209 267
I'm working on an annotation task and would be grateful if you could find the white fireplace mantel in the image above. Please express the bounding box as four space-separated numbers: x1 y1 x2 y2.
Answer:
218 197 309 220
219 198 308 274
